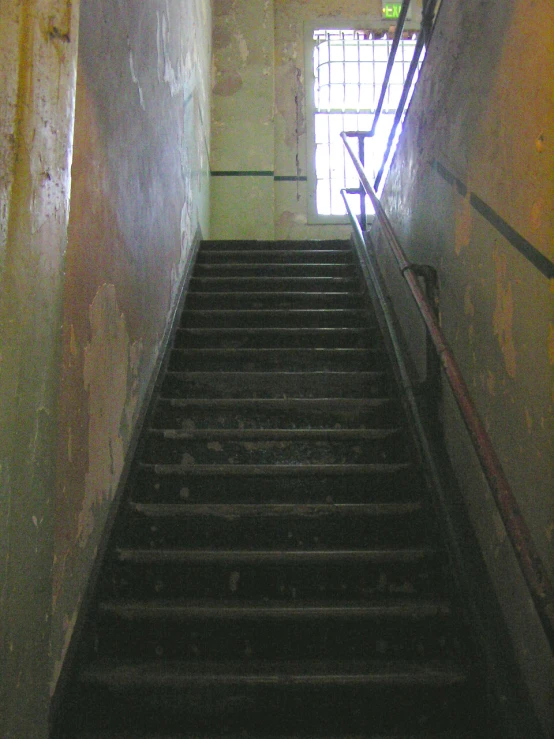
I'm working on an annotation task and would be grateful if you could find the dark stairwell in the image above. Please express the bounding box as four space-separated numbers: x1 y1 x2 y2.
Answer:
56 238 494 738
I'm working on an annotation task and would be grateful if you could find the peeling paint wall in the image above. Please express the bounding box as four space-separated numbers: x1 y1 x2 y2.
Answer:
0 2 80 737
370 0 554 730
210 0 422 240
50 0 212 712
0 1 212 737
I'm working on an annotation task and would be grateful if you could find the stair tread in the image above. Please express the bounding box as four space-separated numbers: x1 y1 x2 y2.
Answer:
159 397 392 407
79 658 468 686
115 547 438 563
181 309 369 314
97 597 451 619
141 463 411 476
148 428 401 440
128 501 424 517
178 327 373 334
81 737 483 739
166 370 385 377
195 262 353 268
172 347 380 354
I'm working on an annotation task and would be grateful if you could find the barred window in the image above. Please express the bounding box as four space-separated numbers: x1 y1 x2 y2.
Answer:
308 28 421 221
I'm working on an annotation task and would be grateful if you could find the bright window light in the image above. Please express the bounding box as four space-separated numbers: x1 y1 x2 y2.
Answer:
311 29 423 218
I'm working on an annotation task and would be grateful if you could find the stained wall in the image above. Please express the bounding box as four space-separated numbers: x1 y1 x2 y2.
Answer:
0 1 212 737
369 0 554 731
0 2 80 736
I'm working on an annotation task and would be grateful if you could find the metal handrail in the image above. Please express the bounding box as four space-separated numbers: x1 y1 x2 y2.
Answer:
369 0 411 137
341 131 554 651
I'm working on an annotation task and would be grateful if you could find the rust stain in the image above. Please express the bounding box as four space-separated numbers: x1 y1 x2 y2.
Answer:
492 248 516 379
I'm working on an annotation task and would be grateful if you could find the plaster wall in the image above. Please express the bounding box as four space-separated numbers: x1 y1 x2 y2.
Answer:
51 0 211 709
370 0 554 730
210 0 422 240
0 1 212 737
0 2 80 737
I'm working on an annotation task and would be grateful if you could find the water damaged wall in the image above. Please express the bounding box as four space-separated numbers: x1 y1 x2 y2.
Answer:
370 0 554 731
0 1 212 737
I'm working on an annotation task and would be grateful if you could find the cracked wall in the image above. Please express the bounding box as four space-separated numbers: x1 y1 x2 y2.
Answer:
369 0 553 731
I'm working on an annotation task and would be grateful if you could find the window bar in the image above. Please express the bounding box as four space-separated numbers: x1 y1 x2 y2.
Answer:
342 31 346 111
357 31 362 111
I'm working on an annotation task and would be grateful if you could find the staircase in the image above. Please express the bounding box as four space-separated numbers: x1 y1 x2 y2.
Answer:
59 239 487 738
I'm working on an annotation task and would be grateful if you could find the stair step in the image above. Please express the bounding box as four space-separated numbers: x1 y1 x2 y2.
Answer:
175 326 377 349
97 597 451 620
74 733 481 739
141 433 407 466
133 463 424 504
197 248 355 264
180 308 372 328
140 463 410 476
128 501 424 518
151 396 400 430
79 659 468 689
115 547 437 564
101 547 445 601
161 371 389 398
194 263 356 276
168 347 385 371
148 428 400 441
200 239 352 251
190 277 360 292
185 292 364 309
120 499 432 549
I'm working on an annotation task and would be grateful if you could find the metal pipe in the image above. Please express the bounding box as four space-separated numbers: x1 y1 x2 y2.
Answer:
341 132 554 651
370 0 411 136
374 30 425 191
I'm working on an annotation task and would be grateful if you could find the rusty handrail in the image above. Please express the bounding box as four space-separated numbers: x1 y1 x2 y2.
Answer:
341 131 554 651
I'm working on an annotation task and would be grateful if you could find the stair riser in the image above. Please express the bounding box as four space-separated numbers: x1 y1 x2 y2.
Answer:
194 264 356 277
68 682 474 735
200 240 353 251
180 310 372 328
185 294 364 309
197 251 354 264
190 278 360 293
161 372 390 399
133 468 424 504
167 350 385 372
115 510 433 549
100 558 445 602
84 614 461 662
150 401 401 430
174 329 378 349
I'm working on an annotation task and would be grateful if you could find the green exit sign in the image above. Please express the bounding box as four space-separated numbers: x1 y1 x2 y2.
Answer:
382 3 403 19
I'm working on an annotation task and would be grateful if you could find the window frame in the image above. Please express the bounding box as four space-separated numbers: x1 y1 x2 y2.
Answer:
304 14 420 225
